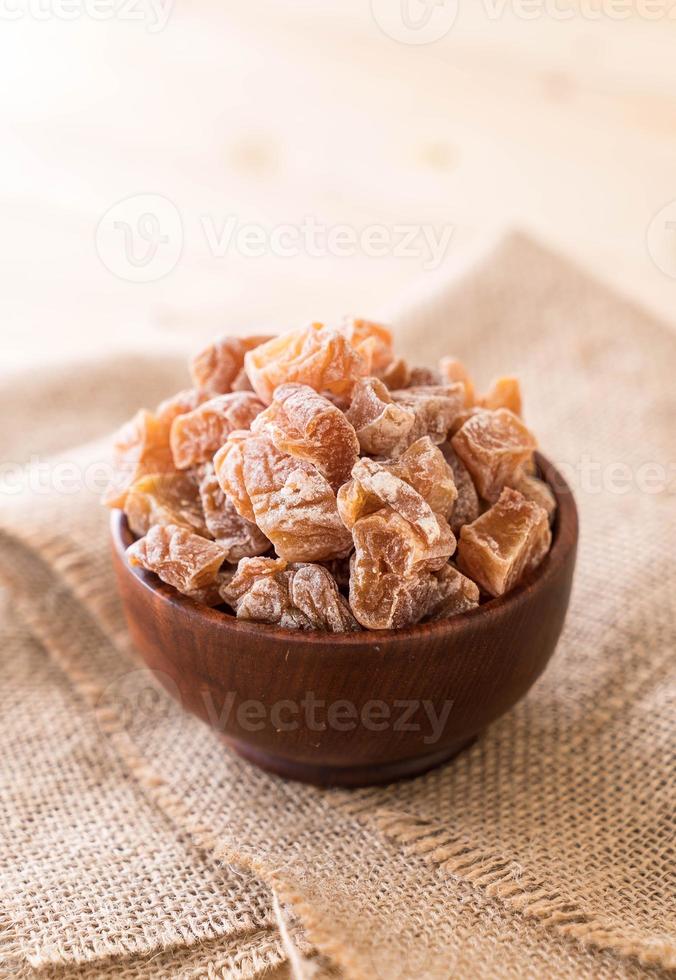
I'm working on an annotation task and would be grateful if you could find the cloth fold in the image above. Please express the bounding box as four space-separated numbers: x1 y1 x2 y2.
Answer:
0 234 674 979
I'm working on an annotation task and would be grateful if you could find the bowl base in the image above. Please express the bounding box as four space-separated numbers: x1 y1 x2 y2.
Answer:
223 735 479 787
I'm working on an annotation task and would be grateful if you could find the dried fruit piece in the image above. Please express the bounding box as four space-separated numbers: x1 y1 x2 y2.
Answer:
345 377 415 456
451 408 537 503
156 388 207 425
244 322 369 404
198 463 270 562
378 357 410 390
127 524 226 595
407 366 441 387
320 557 352 593
479 376 522 416
186 569 234 607
170 392 264 469
349 508 456 630
222 557 359 632
251 383 359 489
338 439 457 535
340 317 394 373
391 383 465 448
190 334 273 395
457 488 551 597
425 564 481 620
213 430 255 522
440 442 480 534
124 471 208 539
508 470 556 522
217 432 353 561
231 367 254 391
439 357 475 407
102 410 175 509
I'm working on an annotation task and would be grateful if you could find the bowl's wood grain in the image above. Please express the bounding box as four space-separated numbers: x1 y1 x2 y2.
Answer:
111 454 578 787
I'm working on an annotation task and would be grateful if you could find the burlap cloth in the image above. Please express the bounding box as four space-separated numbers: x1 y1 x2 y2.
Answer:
0 235 674 980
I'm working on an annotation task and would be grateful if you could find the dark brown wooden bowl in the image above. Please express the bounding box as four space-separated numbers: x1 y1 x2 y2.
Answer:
110 454 577 788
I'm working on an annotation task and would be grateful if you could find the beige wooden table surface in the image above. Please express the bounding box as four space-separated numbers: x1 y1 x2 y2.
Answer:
2 0 676 379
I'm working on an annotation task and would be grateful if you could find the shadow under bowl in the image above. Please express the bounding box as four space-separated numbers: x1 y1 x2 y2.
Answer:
110 453 578 788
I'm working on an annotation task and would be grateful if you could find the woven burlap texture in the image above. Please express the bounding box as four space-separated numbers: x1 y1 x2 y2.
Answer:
0 234 673 979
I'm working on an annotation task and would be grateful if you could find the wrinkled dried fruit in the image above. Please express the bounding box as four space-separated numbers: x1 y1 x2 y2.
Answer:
457 488 551 597
338 438 457 536
124 471 208 538
340 316 394 373
156 388 208 424
378 357 410 390
170 392 264 469
407 366 441 387
345 377 415 456
198 463 270 562
222 557 359 632
127 524 225 594
479 376 522 416
244 322 369 404
451 408 537 503
103 410 175 509
391 383 465 448
440 442 480 534
186 569 234 607
218 432 353 561
508 470 556 521
439 357 475 407
190 334 273 395
424 563 481 620
252 383 359 489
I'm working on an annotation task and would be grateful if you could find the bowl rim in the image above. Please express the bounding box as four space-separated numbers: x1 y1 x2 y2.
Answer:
111 452 578 647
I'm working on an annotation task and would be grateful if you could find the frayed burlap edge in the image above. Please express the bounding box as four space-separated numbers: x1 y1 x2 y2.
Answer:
1 525 674 978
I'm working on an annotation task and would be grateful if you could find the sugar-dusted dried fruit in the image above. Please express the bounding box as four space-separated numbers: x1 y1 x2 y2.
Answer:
127 524 226 595
425 563 481 620
186 569 234 607
124 471 208 539
198 463 270 562
407 366 441 387
349 508 456 629
391 383 466 448
231 367 254 392
508 470 556 522
439 357 475 407
339 316 394 373
378 357 410 390
479 376 522 416
170 392 264 469
222 557 359 632
448 406 485 437
251 383 359 489
190 334 273 395
218 432 353 561
451 408 537 503
244 322 369 404
320 557 352 593
102 409 175 509
213 430 255 522
156 388 207 425
338 438 457 535
457 488 551 597
440 442 480 534
345 377 415 456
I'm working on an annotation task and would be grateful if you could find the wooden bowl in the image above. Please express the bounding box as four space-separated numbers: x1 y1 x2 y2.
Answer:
111 454 577 787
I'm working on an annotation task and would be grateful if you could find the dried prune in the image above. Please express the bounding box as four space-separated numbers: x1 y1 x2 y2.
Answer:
244 322 369 404
345 377 415 457
451 408 536 503
198 463 270 562
251 383 359 489
222 557 359 632
440 442 480 534
124 471 208 539
103 410 175 509
190 334 273 395
439 357 475 407
127 524 225 594
170 392 264 469
479 376 522 416
457 487 551 596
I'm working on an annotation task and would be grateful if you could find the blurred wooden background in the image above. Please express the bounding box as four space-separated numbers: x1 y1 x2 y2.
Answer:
2 0 676 377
